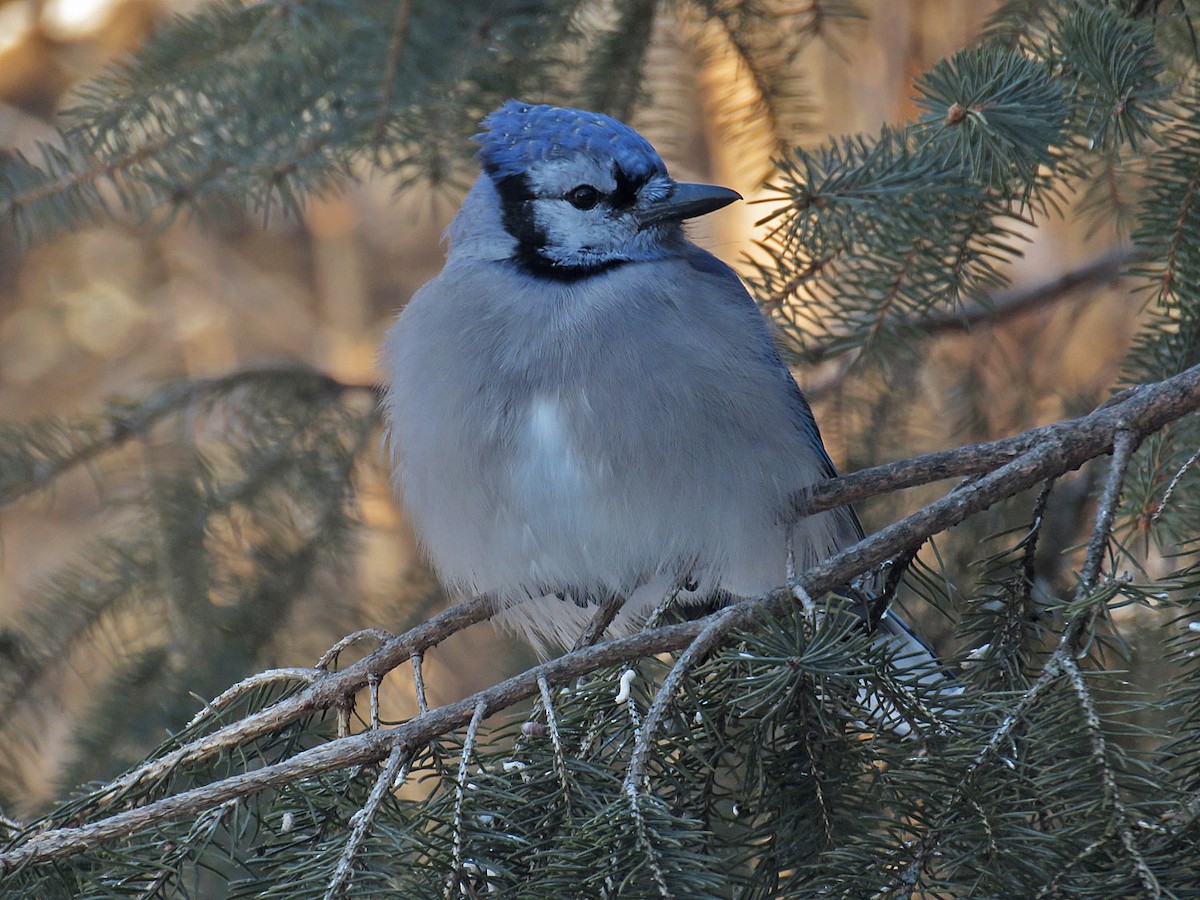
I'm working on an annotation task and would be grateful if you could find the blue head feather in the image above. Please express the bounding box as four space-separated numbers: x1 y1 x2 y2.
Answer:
475 101 668 183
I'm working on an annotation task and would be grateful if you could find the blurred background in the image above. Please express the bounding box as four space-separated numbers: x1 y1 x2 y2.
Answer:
0 0 1142 816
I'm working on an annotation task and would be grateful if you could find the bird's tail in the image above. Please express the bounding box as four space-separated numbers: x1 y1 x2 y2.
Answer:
859 608 961 737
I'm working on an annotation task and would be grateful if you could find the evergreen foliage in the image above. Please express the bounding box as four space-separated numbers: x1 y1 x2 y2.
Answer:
4 0 1200 897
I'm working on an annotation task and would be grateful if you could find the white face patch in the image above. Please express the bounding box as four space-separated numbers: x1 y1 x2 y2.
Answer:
531 201 640 266
524 157 633 266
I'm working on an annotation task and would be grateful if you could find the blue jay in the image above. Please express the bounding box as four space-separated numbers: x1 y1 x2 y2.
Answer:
382 101 942 676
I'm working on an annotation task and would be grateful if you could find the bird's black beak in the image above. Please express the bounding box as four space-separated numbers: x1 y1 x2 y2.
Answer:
638 182 742 228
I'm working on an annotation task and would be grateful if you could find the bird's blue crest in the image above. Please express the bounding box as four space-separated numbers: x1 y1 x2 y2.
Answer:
475 101 667 182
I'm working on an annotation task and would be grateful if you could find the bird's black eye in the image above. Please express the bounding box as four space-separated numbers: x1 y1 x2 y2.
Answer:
565 185 601 210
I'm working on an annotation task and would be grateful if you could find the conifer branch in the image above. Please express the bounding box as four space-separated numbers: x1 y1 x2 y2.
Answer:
1034 831 1114 899
4 364 1199 876
4 4 1199 894
758 253 838 311
0 368 367 510
625 788 673 899
1 131 187 232
1156 164 1200 302
793 245 1135 365
372 0 413 147
445 700 487 899
803 718 836 845
1062 656 1160 897
789 378 1158 523
917 244 1136 335
875 422 1142 895
77 594 494 819
537 676 574 813
624 605 743 793
324 743 411 900
1151 442 1200 525
619 669 644 729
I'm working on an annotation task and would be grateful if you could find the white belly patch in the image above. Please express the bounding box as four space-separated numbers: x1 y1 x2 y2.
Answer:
518 395 586 501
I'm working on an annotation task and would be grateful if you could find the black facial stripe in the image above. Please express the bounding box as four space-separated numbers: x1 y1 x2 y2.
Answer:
611 164 645 209
492 172 546 251
506 251 628 282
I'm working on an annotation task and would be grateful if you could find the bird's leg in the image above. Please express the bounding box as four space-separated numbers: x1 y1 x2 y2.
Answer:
868 544 923 631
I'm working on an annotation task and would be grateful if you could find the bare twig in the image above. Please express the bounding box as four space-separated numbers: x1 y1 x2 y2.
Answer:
317 628 396 671
0 815 23 840
185 668 323 730
1018 478 1056 611
870 545 921 629
793 581 821 622
787 543 822 621
640 581 689 631
411 652 429 715
4 365 1200 875
336 699 353 740
1078 429 1138 597
367 674 381 730
325 743 411 900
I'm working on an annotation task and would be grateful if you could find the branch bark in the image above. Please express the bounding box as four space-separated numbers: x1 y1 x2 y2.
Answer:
4 363 1198 876
790 375 1155 522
